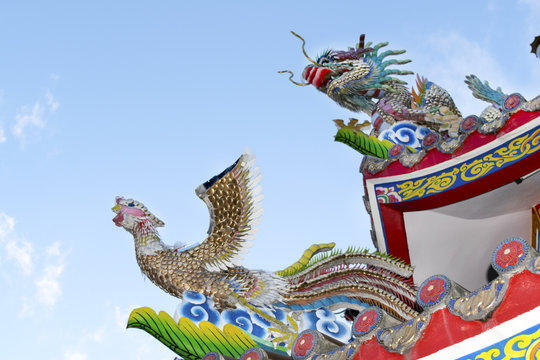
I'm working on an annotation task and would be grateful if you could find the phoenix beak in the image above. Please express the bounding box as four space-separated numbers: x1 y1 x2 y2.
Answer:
112 204 121 213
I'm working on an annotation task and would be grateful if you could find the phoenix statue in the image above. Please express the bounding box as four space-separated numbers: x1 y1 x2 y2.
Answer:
112 152 419 327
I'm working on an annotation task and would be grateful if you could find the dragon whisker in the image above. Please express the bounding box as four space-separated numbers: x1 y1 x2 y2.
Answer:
277 70 310 86
290 30 318 65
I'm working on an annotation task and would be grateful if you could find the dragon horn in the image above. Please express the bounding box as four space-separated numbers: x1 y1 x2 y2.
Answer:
358 34 365 49
290 31 318 65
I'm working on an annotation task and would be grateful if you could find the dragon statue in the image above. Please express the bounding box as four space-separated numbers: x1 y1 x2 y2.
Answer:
112 152 419 347
280 33 530 169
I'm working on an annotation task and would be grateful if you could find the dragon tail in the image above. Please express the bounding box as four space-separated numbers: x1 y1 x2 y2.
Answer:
465 74 507 107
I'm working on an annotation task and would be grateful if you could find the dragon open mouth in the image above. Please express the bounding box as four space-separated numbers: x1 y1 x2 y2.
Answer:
302 66 332 88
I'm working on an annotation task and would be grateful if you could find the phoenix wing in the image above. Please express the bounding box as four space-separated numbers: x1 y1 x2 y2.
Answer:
184 152 262 271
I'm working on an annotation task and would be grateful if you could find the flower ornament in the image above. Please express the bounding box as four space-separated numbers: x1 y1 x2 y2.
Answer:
292 332 315 358
503 94 522 111
353 308 380 336
460 116 478 133
202 353 218 360
388 144 405 158
417 275 449 308
422 132 439 149
242 350 261 360
493 238 527 272
376 187 402 204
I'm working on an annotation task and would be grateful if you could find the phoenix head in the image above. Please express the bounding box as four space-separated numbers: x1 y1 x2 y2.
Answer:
112 196 164 233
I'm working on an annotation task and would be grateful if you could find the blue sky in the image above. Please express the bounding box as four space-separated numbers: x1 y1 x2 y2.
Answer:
0 1 539 359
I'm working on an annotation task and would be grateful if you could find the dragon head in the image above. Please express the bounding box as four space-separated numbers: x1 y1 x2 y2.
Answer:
301 34 373 92
280 32 413 114
112 196 165 233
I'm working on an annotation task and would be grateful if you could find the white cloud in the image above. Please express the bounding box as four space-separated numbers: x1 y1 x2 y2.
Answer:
115 305 130 329
84 327 105 343
12 90 60 143
46 241 61 256
520 0 540 36
134 342 176 360
64 350 87 360
0 93 4 139
0 127 6 144
19 297 34 318
115 305 139 329
5 239 34 275
35 262 64 306
0 213 34 275
58 305 176 360
416 32 510 116
32 241 68 312
0 213 15 239
45 90 60 113
0 214 68 313
13 102 46 140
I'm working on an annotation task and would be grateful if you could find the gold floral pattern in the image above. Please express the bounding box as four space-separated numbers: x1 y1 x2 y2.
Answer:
461 129 540 181
395 168 459 201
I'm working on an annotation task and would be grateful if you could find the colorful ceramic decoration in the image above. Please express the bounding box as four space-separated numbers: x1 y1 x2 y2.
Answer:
447 278 506 321
291 330 318 360
201 352 225 360
371 125 540 203
376 314 430 354
113 151 421 356
351 307 383 339
174 290 351 343
282 33 539 172
416 275 451 308
126 307 258 360
113 32 540 360
492 237 530 273
240 348 268 360
455 323 540 360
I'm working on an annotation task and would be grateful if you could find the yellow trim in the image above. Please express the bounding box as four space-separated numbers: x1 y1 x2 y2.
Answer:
465 327 540 360
394 128 540 201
